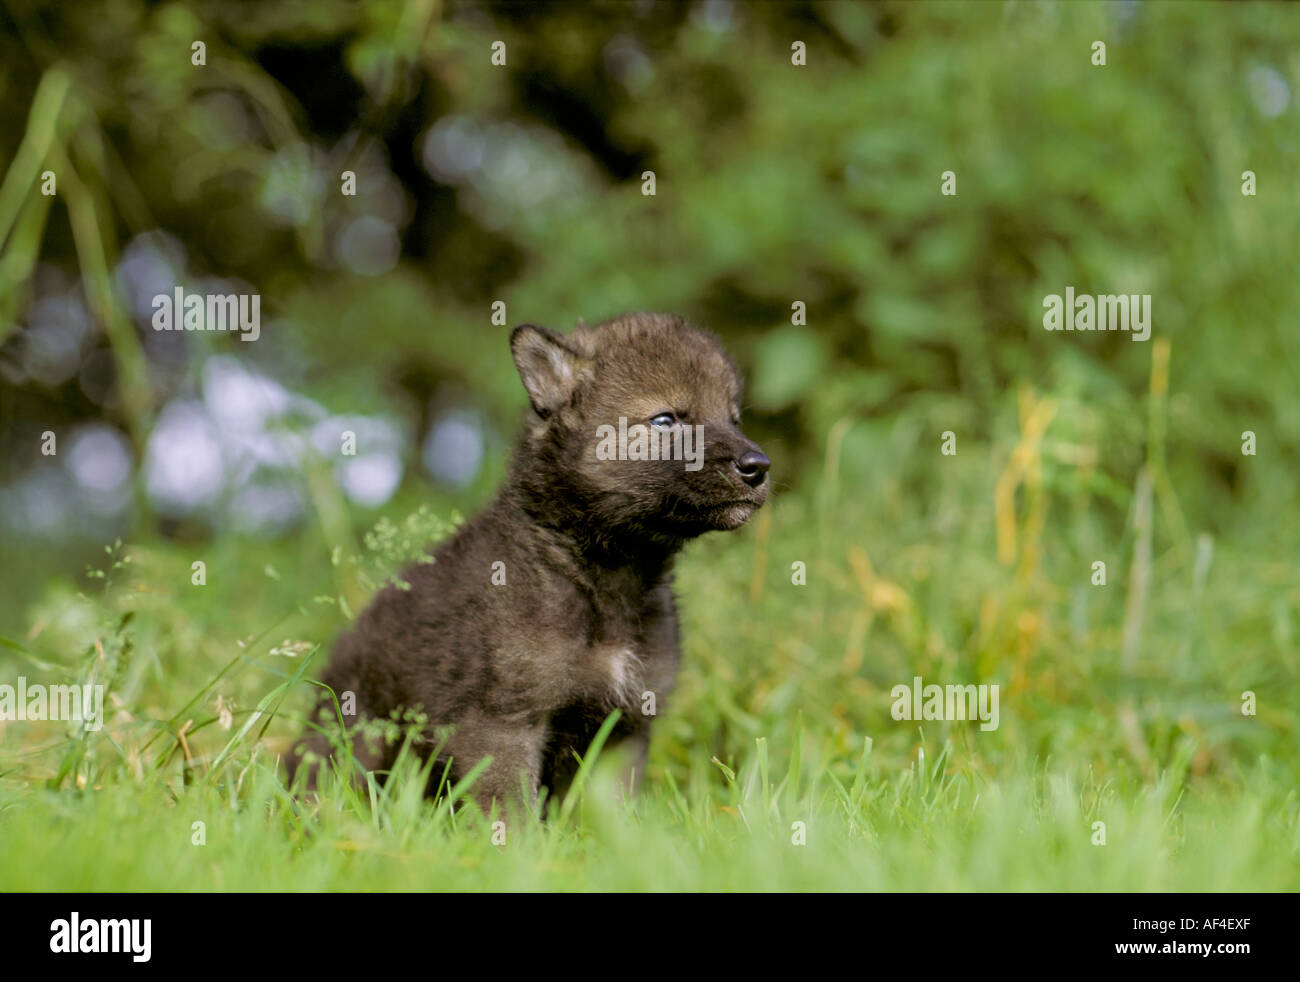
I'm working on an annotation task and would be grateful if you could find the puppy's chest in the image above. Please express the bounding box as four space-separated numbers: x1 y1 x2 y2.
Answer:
508 580 679 712
575 591 678 708
581 642 648 709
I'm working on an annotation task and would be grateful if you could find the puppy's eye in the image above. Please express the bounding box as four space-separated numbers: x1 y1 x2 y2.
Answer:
650 412 675 430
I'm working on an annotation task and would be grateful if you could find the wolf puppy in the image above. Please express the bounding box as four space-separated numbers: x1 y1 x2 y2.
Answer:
291 312 770 813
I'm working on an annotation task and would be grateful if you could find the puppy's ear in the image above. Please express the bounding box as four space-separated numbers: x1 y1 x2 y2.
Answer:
510 324 590 416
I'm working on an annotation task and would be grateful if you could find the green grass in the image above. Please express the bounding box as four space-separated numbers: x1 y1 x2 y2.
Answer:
2 382 1297 891
2 741 1295 892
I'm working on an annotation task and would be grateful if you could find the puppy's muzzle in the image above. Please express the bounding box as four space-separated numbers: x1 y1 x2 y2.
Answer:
734 449 770 488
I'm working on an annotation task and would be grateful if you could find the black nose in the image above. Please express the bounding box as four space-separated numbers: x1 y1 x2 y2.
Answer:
734 449 770 487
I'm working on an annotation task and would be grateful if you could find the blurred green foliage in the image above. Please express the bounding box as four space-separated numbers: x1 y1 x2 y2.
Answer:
2 2 1296 522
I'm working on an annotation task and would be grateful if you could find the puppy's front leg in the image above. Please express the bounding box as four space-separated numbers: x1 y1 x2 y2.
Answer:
613 725 650 801
445 715 546 821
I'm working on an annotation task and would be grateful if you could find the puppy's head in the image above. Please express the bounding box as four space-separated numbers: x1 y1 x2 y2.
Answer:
510 313 769 543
